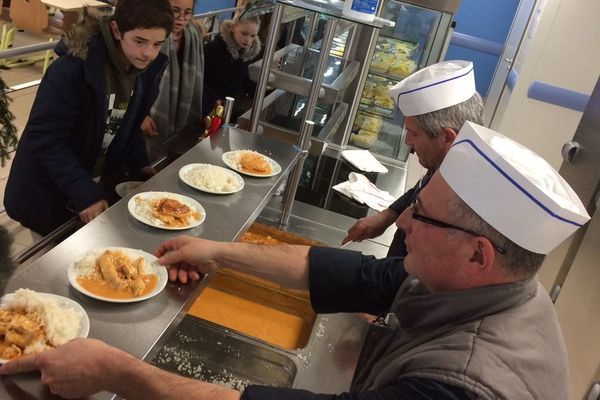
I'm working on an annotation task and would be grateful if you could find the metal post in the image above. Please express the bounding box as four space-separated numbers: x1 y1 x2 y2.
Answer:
298 13 319 75
222 96 235 125
279 120 315 226
300 17 338 127
279 18 337 226
249 3 284 134
290 13 319 115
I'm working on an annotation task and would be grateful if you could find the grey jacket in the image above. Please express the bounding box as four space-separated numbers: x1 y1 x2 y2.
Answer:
352 276 569 399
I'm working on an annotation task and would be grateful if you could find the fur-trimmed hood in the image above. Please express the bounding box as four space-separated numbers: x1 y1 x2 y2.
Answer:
61 7 113 60
219 20 261 62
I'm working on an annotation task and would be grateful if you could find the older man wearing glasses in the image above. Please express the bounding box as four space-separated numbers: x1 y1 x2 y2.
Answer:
344 60 484 257
1 122 588 400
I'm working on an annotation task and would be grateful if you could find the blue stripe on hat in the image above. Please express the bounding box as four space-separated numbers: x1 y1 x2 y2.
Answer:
397 66 474 97
452 139 583 227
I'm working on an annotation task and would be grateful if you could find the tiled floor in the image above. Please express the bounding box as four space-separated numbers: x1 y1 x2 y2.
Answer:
1 17 51 258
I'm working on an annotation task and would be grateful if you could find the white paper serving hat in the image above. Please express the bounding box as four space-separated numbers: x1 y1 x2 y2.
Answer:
389 60 475 116
440 121 590 254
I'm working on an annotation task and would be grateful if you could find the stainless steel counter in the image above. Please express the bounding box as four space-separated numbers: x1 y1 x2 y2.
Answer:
1 126 397 399
1 127 300 400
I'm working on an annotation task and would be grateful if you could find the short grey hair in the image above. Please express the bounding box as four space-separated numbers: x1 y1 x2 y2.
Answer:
416 92 484 139
448 191 545 280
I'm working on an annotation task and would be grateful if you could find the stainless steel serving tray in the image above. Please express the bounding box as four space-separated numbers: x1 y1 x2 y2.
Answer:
152 316 298 390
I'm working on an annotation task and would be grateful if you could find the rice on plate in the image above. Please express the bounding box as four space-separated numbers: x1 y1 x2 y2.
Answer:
0 289 88 361
179 163 244 194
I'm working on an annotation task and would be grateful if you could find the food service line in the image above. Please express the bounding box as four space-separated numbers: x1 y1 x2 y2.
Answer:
1 127 300 400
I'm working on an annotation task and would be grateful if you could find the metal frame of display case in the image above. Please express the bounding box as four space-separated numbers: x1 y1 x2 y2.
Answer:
247 0 386 134
244 0 388 225
244 0 460 161
242 0 459 223
249 44 360 104
335 0 459 162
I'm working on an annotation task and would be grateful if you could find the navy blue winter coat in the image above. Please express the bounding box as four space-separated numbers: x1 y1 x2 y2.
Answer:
4 21 167 235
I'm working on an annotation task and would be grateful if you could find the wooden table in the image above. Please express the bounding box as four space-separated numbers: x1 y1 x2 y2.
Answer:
41 0 109 31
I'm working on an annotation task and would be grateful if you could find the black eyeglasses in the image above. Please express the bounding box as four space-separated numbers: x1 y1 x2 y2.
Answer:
172 8 193 20
409 202 507 255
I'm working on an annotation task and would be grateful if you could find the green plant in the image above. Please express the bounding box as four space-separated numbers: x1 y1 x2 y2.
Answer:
0 77 17 167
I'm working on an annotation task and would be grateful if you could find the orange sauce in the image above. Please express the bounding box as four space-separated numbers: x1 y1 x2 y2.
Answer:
188 286 311 350
77 275 158 299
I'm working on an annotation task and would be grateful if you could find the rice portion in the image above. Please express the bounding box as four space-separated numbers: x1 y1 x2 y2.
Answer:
184 164 242 192
1 288 82 348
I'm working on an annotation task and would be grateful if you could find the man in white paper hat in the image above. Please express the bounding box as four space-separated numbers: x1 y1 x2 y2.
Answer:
2 124 586 400
344 60 483 257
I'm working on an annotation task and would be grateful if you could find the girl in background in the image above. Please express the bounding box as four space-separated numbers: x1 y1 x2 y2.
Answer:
203 13 261 121
143 0 204 162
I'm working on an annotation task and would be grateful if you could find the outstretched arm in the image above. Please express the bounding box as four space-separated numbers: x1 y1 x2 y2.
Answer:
0 338 240 400
342 208 399 244
155 235 311 290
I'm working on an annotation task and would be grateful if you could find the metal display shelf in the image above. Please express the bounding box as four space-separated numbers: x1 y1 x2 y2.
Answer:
249 44 360 104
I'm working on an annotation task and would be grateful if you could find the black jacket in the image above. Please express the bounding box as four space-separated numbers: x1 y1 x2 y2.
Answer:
4 14 167 235
203 20 261 110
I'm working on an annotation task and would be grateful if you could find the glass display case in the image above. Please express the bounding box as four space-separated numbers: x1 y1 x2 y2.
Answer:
239 0 459 219
342 1 457 161
240 3 377 155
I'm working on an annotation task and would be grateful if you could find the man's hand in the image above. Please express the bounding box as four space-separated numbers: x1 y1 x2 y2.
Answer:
342 208 399 245
155 236 221 283
140 116 158 137
0 338 124 398
79 200 108 223
0 338 242 400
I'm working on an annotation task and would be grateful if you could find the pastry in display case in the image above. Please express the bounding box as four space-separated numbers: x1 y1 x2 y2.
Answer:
351 111 382 149
347 0 457 162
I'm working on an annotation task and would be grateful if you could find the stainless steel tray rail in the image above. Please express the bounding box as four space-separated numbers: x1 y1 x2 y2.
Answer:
2 127 300 400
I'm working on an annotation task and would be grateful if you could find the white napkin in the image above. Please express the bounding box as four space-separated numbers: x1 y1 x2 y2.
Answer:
341 150 388 173
332 173 395 211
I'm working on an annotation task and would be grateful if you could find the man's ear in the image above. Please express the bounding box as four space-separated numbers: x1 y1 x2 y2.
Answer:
441 127 458 146
110 20 122 40
467 237 496 274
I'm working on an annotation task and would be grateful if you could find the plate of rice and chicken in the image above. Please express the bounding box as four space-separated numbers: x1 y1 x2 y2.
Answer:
0 289 89 363
179 163 244 194
128 192 205 230
68 247 168 303
222 150 281 178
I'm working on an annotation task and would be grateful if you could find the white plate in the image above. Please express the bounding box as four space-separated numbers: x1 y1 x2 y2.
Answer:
67 247 168 303
115 181 144 198
0 292 90 364
179 163 244 194
222 150 282 178
127 191 206 230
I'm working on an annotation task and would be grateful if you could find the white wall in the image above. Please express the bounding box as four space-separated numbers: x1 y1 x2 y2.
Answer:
491 0 600 169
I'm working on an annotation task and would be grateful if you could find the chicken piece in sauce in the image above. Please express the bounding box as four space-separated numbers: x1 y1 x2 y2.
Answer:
0 309 46 360
151 198 199 227
95 250 150 296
